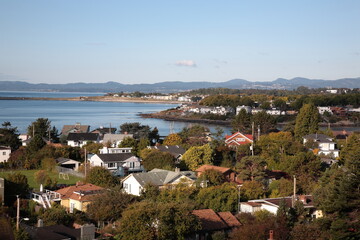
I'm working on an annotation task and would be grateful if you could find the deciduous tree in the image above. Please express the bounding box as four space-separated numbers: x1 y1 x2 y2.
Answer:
182 144 213 170
86 166 118 187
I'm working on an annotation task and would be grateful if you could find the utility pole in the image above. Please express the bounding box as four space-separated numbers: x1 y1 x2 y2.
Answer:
237 185 241 213
257 125 260 140
16 195 20 231
292 175 296 208
84 148 87 178
32 123 35 138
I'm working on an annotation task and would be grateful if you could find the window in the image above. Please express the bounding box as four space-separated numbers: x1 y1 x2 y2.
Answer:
108 162 116 168
130 162 135 168
236 138 245 142
2 152 6 155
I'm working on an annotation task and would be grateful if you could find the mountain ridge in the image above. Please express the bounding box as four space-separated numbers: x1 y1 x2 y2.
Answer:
0 77 359 93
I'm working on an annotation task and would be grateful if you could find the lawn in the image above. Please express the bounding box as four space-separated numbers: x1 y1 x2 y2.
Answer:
0 169 84 190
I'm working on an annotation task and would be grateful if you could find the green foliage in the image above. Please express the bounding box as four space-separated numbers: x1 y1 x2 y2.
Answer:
41 204 73 226
0 121 21 150
252 111 277 134
119 122 151 139
232 109 252 133
241 181 266 200
294 103 320 139
26 135 46 155
269 178 293 198
87 186 138 222
118 136 138 153
163 133 183 146
182 144 213 170
41 157 56 171
196 182 238 212
199 169 225 186
178 124 210 147
34 170 57 189
82 142 103 154
137 138 150 155
27 118 59 142
140 149 175 171
86 166 118 187
116 201 200 240
157 183 198 204
4 172 30 205
235 156 266 182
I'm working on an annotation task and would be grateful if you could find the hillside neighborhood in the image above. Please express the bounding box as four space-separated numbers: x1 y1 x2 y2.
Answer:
0 90 359 240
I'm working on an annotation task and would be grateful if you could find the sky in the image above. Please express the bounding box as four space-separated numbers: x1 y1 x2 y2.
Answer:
0 0 359 84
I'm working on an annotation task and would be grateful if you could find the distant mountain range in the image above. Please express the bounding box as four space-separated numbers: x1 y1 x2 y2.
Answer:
0 77 359 93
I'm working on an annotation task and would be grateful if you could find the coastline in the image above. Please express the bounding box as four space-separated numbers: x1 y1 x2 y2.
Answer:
0 96 182 104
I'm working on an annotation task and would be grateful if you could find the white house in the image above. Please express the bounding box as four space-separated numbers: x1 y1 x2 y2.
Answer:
99 147 132 154
0 146 11 163
66 133 100 148
236 105 252 114
88 152 143 174
121 168 197 196
303 134 339 158
317 107 333 115
240 195 322 219
102 133 133 147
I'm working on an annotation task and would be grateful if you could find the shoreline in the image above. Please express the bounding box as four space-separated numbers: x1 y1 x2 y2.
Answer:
0 96 182 104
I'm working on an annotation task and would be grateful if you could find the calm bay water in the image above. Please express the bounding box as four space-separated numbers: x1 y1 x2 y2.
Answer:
0 91 231 136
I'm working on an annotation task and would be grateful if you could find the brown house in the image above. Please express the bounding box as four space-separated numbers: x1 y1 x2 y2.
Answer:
195 165 239 184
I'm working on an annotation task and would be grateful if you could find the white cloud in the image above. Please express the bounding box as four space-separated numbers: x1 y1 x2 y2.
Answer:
175 60 197 67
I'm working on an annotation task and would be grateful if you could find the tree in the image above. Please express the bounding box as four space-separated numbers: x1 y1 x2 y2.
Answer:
241 181 266 200
294 103 320 139
26 134 46 154
119 122 151 139
273 98 288 111
0 121 21 150
199 169 225 186
140 149 175 171
269 178 293 198
118 136 138 153
163 133 183 146
137 138 150 156
41 205 73 226
182 144 213 170
4 172 30 205
27 118 59 142
232 109 252 133
86 166 118 187
235 156 266 182
196 183 238 212
178 124 209 147
82 142 103 154
87 186 138 222
252 111 276 134
115 201 200 240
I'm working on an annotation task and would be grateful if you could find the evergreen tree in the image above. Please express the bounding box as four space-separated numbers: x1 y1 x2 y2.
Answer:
0 121 21 150
294 103 320 139
232 109 252 133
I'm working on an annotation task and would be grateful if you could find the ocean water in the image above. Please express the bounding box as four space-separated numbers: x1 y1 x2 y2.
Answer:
0 91 232 136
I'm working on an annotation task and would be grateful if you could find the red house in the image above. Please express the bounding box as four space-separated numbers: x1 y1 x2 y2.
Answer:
225 132 253 147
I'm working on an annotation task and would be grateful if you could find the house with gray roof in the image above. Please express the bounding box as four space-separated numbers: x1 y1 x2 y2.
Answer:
121 168 197 196
102 133 133 147
56 157 81 171
88 152 143 175
303 134 339 158
148 145 186 162
66 133 100 148
61 123 90 136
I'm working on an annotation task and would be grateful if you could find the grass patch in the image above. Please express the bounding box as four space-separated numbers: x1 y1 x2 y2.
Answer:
0 169 84 190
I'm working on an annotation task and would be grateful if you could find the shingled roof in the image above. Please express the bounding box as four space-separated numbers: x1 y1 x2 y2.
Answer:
192 209 241 232
148 145 185 158
96 153 137 163
67 133 99 141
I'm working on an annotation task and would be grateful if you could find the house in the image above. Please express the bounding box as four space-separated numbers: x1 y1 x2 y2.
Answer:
265 169 290 185
240 195 322 218
55 182 104 213
56 157 81 171
88 152 143 174
91 126 117 136
195 165 239 184
236 105 252 114
61 123 90 136
66 133 100 148
0 146 11 163
318 106 333 115
191 209 241 240
22 222 95 240
148 145 186 162
99 147 132 154
303 134 339 158
225 132 253 147
102 133 134 147
121 168 197 196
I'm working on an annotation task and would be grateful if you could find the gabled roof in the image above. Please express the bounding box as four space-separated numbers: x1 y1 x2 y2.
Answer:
96 153 138 163
123 169 196 187
55 157 80 164
0 146 11 150
303 134 334 143
192 209 241 232
249 195 315 209
55 183 103 202
225 132 253 145
195 164 232 174
91 127 117 134
148 145 186 158
67 133 99 141
23 224 80 240
103 134 133 143
61 124 90 135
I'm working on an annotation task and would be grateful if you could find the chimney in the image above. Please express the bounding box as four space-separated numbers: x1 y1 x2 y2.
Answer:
268 230 274 240
81 224 95 240
175 167 180 173
37 219 44 227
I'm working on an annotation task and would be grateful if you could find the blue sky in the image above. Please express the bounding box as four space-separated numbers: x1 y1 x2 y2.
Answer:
0 0 359 84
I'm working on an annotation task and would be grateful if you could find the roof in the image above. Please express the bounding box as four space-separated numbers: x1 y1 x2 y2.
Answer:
0 146 11 150
124 169 196 187
55 183 104 202
23 224 80 240
103 134 133 143
195 164 232 174
148 145 186 158
249 195 315 209
56 157 80 164
96 153 137 163
303 134 334 143
265 169 289 180
192 209 241 232
61 124 90 135
225 132 253 145
91 127 117 134
67 133 99 141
